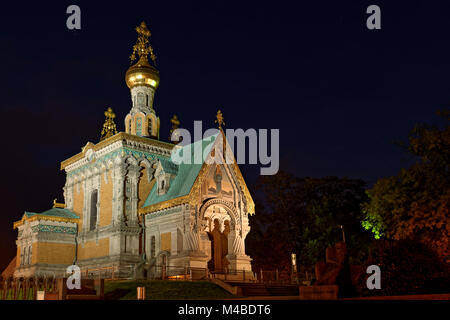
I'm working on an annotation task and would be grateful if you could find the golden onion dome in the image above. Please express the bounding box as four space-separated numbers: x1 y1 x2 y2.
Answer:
125 56 160 89
126 22 160 89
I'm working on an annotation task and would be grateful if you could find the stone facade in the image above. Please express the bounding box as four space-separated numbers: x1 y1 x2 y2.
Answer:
12 24 254 279
13 131 254 279
14 217 77 278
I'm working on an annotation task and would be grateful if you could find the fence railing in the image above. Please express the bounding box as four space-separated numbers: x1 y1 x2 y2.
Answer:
256 269 315 285
0 266 314 300
81 265 134 280
145 265 312 284
0 277 58 300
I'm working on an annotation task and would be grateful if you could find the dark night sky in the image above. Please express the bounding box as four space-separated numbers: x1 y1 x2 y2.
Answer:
1 0 449 270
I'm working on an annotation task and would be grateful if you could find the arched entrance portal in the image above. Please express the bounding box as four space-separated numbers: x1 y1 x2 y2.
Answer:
204 205 231 273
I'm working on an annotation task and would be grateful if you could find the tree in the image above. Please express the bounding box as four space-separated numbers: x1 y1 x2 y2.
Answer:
246 172 370 272
362 110 450 263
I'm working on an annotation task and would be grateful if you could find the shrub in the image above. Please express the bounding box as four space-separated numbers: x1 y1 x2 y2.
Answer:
355 239 450 296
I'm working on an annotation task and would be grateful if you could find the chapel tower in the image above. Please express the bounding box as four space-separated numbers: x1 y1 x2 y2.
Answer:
10 21 255 280
125 22 160 139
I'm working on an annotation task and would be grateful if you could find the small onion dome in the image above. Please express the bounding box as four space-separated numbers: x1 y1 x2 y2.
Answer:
125 56 160 89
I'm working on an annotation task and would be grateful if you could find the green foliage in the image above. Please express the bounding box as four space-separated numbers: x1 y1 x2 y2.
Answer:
355 240 450 296
104 280 235 300
362 110 450 262
246 173 371 271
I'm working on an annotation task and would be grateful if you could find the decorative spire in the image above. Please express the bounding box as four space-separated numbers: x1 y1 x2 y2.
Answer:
53 199 65 209
100 107 118 141
169 114 181 143
215 110 225 129
130 21 157 66
215 110 227 156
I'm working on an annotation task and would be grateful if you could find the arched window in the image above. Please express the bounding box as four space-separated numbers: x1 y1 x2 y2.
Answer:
128 118 132 133
146 94 149 107
136 118 142 136
150 236 156 259
24 247 28 265
20 247 25 266
90 190 98 231
137 92 145 106
148 119 152 136
27 246 32 265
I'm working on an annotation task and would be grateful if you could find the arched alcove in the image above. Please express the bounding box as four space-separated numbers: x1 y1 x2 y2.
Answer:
89 190 98 231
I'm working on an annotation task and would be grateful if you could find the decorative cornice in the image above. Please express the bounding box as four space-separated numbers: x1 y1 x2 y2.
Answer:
200 198 238 220
138 136 255 216
13 215 79 229
145 206 183 220
139 195 189 215
61 132 174 171
31 225 77 235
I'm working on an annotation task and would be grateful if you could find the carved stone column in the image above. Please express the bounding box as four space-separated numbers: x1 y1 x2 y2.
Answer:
226 212 252 273
127 164 141 227
94 172 101 230
183 206 200 252
63 176 74 210
82 178 89 231
112 162 127 225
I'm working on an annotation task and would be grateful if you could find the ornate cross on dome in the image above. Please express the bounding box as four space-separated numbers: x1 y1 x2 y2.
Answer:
169 114 181 143
130 21 157 65
100 107 118 141
215 110 225 129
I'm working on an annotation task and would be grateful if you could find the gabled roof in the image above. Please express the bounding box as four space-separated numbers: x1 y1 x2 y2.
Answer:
24 208 80 219
13 208 79 229
1 256 16 279
140 130 255 215
142 133 218 209
158 158 179 175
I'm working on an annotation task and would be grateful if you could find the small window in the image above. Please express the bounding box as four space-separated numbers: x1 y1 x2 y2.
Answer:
90 190 98 231
148 119 152 136
126 177 131 194
136 118 142 136
137 92 145 106
151 236 156 259
28 246 32 265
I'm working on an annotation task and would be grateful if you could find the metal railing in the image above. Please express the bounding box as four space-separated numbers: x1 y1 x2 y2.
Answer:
80 265 134 280
256 269 315 285
0 277 58 300
146 265 258 282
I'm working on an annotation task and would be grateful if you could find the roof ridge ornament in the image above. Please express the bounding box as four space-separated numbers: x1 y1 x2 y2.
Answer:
100 107 118 141
215 109 225 129
130 21 157 66
169 114 181 143
53 199 65 209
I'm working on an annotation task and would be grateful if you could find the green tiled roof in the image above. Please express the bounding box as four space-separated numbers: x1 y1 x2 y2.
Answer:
159 158 179 174
24 208 80 219
143 132 218 208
